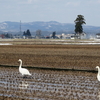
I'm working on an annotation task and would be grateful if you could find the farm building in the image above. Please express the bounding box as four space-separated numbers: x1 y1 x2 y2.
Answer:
96 33 100 39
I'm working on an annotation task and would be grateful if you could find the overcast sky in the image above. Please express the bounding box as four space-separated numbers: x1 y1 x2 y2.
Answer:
0 0 100 26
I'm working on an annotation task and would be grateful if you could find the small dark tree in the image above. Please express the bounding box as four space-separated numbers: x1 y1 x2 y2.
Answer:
74 15 86 39
23 31 26 36
52 31 56 39
26 29 31 36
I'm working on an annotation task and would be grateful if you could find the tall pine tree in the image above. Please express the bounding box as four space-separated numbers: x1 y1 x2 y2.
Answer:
74 15 86 39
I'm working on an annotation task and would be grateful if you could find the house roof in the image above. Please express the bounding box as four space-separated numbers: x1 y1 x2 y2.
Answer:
96 33 100 35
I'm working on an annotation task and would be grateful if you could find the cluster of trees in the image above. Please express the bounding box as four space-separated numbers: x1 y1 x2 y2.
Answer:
23 29 31 38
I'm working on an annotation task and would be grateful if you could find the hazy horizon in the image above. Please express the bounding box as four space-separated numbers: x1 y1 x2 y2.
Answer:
0 0 100 26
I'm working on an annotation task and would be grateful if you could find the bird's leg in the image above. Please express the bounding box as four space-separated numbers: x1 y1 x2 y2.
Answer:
23 75 27 79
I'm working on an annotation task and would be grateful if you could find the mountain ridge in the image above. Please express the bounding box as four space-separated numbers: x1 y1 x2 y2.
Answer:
0 21 100 34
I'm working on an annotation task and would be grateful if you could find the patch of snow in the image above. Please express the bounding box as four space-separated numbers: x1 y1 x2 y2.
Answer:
3 23 7 25
60 43 100 45
0 43 12 45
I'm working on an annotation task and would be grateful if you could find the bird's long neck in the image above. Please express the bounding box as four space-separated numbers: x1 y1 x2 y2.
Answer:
19 61 22 69
98 68 100 75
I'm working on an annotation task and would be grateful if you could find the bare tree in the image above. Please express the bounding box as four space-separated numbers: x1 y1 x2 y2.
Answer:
36 30 41 39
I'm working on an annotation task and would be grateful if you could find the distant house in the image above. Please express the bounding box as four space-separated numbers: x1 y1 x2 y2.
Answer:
0 34 5 39
74 32 86 39
59 33 73 39
55 33 78 39
96 33 100 39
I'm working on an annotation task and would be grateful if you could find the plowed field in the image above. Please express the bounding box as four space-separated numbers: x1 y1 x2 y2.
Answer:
0 44 99 71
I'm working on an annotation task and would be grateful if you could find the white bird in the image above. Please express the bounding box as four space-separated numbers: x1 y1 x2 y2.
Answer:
96 66 100 81
18 59 31 77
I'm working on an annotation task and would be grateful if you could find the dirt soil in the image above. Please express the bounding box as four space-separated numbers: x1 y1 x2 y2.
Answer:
0 44 99 71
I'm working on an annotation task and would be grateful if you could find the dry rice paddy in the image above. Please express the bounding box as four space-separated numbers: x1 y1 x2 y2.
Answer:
0 67 99 100
0 43 100 99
